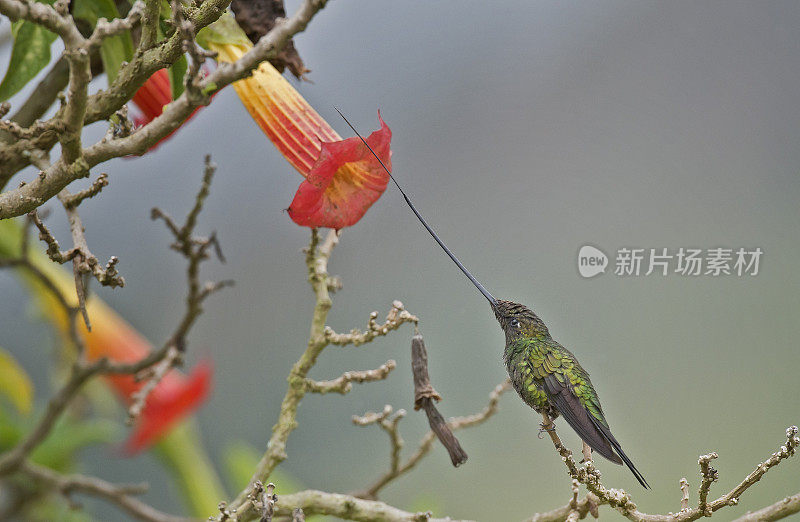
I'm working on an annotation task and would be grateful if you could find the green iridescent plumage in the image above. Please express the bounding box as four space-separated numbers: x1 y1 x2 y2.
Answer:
493 300 649 488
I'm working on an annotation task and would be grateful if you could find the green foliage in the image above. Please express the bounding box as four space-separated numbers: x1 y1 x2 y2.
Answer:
154 421 227 517
195 12 251 49
154 11 187 99
201 81 217 96
0 346 34 415
30 418 117 472
0 406 116 473
222 441 324 519
0 6 58 102
169 55 188 99
72 0 134 84
222 441 303 494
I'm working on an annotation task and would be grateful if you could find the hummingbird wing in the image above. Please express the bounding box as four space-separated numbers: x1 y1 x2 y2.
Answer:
538 345 650 489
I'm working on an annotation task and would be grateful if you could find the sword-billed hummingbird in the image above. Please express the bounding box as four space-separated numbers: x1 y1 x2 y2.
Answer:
335 109 649 489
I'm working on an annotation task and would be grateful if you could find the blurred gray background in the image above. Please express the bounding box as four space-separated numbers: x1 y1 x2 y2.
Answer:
1 0 799 520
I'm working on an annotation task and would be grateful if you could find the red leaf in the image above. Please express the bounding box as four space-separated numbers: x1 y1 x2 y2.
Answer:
287 114 392 229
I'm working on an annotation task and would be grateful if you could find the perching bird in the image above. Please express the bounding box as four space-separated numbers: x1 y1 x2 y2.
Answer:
335 108 649 488
493 299 649 488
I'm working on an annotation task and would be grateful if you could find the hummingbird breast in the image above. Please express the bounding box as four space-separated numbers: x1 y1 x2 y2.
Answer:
504 342 560 420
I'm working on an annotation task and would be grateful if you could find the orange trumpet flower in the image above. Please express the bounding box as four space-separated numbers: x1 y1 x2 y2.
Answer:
0 220 214 454
202 15 392 229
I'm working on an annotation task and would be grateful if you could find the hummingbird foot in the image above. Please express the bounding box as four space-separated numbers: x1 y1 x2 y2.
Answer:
537 422 557 439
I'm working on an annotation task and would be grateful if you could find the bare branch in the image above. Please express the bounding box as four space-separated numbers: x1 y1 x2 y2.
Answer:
0 0 83 45
531 424 799 522
353 405 406 476
125 155 230 423
60 173 109 209
260 482 277 522
411 332 467 467
680 477 690 513
126 345 183 424
732 492 800 522
274 489 466 522
222 228 422 521
0 358 110 475
325 301 419 346
697 452 718 514
0 0 331 216
306 360 397 394
20 461 196 522
88 0 145 48
354 380 511 500
139 0 161 51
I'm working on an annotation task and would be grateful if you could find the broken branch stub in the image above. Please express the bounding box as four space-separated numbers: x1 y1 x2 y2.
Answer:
411 332 468 466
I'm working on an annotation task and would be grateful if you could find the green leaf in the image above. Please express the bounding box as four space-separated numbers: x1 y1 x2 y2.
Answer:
30 418 117 472
0 19 57 101
0 346 34 415
72 0 134 84
223 441 303 493
0 403 24 449
169 54 187 99
201 81 217 96
196 12 251 49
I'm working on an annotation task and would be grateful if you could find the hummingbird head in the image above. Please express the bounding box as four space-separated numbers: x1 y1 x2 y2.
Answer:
491 299 549 341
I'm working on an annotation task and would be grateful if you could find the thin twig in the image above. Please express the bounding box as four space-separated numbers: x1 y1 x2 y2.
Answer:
353 405 406 476
20 461 195 522
60 173 108 208
532 424 799 522
306 360 397 394
680 478 690 512
353 380 511 500
127 155 230 423
325 301 418 346
0 0 331 213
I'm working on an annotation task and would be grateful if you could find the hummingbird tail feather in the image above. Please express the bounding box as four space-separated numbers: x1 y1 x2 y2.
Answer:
543 375 649 488
542 377 621 464
589 416 650 489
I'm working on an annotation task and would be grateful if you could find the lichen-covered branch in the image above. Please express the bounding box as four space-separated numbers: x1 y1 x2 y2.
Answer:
353 405 407 477
221 228 338 520
0 0 331 211
732 491 800 522
528 424 799 522
221 229 422 521
325 301 419 346
274 489 470 522
353 380 511 500
306 360 397 394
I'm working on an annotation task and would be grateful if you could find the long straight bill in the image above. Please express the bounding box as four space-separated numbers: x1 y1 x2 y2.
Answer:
334 107 497 306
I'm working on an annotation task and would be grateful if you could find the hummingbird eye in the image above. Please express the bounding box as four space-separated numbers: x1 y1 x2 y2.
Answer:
510 318 520 328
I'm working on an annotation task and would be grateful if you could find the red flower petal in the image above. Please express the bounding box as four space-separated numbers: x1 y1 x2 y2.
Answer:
129 69 207 151
287 114 392 229
131 69 172 124
22 259 215 453
123 360 213 454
